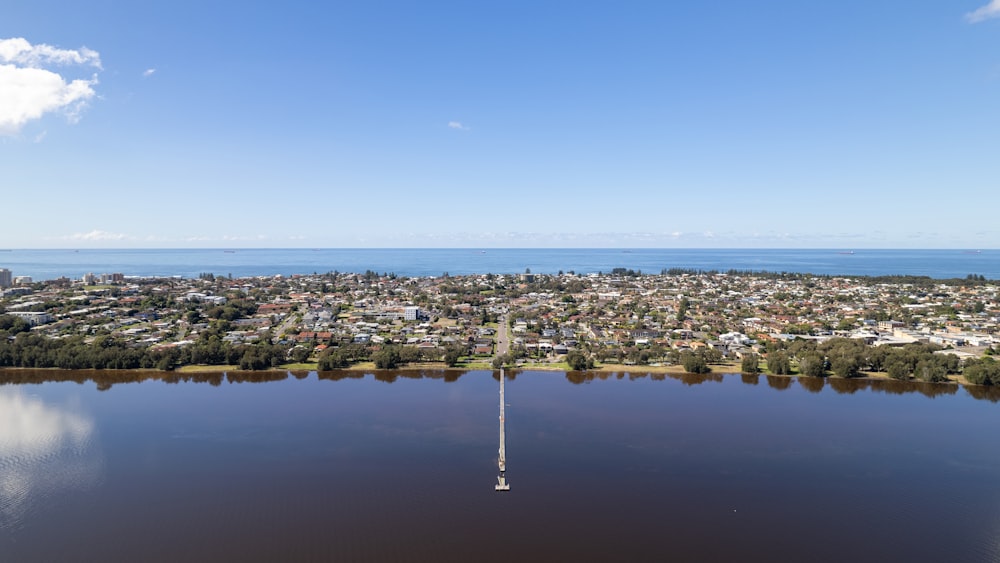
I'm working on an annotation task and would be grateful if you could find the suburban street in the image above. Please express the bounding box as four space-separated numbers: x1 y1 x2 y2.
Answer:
495 313 510 357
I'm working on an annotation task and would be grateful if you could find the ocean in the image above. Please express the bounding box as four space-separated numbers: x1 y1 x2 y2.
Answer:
0 248 997 280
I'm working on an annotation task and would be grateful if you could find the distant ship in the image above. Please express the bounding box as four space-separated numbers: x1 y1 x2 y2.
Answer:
962 250 982 254
836 251 854 255
224 250 236 253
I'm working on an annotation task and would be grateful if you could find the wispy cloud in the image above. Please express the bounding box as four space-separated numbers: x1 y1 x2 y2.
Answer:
142 68 156 77
183 234 270 243
62 230 132 242
448 121 470 131
47 232 286 246
347 229 943 249
0 37 101 136
966 0 1000 23
0 37 101 69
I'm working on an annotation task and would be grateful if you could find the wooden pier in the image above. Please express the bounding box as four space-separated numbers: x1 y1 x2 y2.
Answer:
495 368 510 491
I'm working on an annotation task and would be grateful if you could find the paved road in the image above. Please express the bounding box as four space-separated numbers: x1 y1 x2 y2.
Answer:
495 313 510 356
272 305 302 343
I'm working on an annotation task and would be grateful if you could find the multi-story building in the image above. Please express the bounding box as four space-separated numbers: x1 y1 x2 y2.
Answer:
6 311 52 326
0 268 12 288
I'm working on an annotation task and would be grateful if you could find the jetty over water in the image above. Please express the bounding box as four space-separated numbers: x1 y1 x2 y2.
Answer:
495 368 510 491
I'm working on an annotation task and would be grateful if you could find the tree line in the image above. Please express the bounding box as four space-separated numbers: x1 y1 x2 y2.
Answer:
0 331 293 371
317 342 467 371
740 337 963 383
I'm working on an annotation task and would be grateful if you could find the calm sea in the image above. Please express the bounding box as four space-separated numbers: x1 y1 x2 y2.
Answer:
0 248 998 280
1 370 999 562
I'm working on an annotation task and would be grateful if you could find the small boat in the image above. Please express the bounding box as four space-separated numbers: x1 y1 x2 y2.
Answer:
836 251 854 255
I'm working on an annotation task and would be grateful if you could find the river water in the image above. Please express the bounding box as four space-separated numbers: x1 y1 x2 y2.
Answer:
2 369 999 562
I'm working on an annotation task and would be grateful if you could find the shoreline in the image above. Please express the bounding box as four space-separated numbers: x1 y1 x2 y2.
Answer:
4 263 998 391
0 361 978 389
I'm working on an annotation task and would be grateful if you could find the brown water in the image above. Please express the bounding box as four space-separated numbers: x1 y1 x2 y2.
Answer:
2 369 1000 562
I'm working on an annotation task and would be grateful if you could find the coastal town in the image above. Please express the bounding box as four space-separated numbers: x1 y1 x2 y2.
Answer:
2 266 1000 384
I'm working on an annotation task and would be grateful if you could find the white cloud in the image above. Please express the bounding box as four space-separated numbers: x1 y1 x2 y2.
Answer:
966 0 1000 23
0 37 101 136
0 389 94 456
0 37 101 69
0 389 102 526
222 234 269 241
63 229 131 241
142 68 156 77
448 121 470 131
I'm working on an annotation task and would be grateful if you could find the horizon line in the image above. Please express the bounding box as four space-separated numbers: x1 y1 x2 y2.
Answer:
0 246 995 251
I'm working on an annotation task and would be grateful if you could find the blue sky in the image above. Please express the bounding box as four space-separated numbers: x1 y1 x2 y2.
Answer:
2 1 999 249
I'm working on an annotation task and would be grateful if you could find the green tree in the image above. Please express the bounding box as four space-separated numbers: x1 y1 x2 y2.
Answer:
740 353 759 374
492 353 512 369
0 315 31 336
914 360 948 383
443 345 463 367
886 361 910 380
680 351 710 374
964 357 1000 385
798 353 826 377
566 350 593 371
318 349 349 370
398 346 423 364
289 346 311 363
830 355 860 378
836 318 857 331
767 351 791 375
676 297 690 322
373 346 401 369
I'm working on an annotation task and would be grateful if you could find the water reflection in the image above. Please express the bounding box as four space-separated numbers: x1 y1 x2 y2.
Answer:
0 369 293 390
874 379 960 399
0 389 103 531
565 370 724 386
766 375 793 391
316 369 470 383
799 376 826 393
964 385 1000 402
827 377 860 394
0 368 996 401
